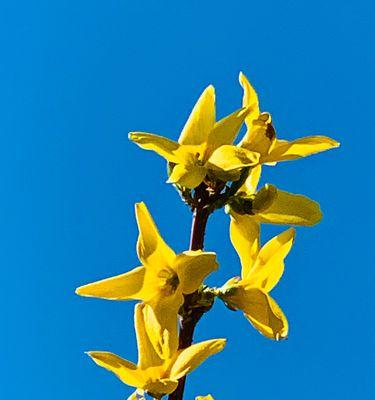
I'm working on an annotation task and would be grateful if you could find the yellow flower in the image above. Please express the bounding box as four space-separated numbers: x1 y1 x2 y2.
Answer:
196 396 214 400
88 303 226 399
129 85 260 189
220 215 295 340
238 71 340 165
230 165 322 226
76 202 218 355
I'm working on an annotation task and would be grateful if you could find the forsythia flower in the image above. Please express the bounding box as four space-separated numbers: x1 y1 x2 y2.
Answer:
220 215 295 340
88 303 226 399
129 85 260 189
238 72 340 165
230 165 323 226
76 202 218 355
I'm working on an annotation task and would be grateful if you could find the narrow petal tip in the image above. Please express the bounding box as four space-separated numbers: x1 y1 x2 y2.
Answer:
75 285 90 297
128 132 138 141
75 284 95 298
206 84 215 94
135 202 149 220
281 227 296 244
211 338 227 352
322 137 340 148
289 227 296 237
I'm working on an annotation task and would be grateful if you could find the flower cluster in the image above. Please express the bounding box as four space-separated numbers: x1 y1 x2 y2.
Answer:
76 72 339 399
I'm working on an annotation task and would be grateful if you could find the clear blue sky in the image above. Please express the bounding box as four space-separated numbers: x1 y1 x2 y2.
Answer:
1 1 374 399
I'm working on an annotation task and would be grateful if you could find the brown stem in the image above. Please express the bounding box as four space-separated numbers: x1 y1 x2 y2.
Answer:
168 199 211 400
189 206 210 251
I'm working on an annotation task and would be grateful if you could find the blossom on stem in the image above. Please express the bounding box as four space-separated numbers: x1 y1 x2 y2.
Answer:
220 215 295 340
129 85 260 189
229 165 323 227
238 71 340 165
76 202 218 356
88 303 226 398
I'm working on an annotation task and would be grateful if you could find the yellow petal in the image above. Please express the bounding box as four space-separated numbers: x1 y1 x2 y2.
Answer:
239 71 260 130
174 250 218 294
144 377 178 396
252 184 278 213
244 290 288 340
239 165 262 195
135 202 176 268
264 136 340 163
239 112 276 156
134 303 164 369
178 85 216 146
75 266 146 300
196 396 215 400
129 132 181 163
225 287 288 340
207 167 242 183
207 107 249 148
87 351 145 388
256 189 322 226
142 297 181 361
208 145 259 172
249 228 295 291
167 162 207 189
229 212 260 279
169 339 226 380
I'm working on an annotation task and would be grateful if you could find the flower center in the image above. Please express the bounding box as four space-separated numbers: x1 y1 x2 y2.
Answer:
157 267 180 295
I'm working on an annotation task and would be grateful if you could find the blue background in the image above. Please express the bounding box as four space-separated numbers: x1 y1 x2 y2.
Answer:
1 1 374 399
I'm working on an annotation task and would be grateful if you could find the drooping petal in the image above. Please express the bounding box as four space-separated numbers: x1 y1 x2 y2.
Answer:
174 250 218 294
244 290 288 340
134 303 164 369
135 202 176 268
229 212 260 279
208 145 259 172
75 266 146 300
169 339 226 381
239 71 260 130
87 351 145 389
129 132 181 163
224 286 288 340
249 228 295 291
142 296 181 361
264 136 340 163
207 107 249 149
178 85 216 146
167 162 207 189
256 189 322 226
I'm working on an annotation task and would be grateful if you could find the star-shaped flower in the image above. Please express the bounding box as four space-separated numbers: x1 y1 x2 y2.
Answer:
129 85 259 189
76 202 218 355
